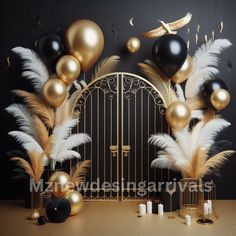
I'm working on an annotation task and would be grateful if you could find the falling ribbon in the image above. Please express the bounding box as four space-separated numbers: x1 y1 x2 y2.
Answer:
111 24 119 41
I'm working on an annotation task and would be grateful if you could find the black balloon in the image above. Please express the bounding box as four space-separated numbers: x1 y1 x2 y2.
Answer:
201 78 228 108
152 34 187 78
38 34 64 64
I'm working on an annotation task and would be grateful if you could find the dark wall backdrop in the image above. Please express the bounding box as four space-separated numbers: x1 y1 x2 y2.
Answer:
0 0 236 199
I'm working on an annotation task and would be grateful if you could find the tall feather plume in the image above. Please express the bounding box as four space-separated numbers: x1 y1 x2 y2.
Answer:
12 90 55 128
138 62 177 106
198 150 235 178
55 100 71 125
71 160 91 184
12 47 49 93
5 104 34 136
185 39 232 99
91 55 120 81
8 131 43 153
33 116 50 149
12 150 45 183
64 133 91 150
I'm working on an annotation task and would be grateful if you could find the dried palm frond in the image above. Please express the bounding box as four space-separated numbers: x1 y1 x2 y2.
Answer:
11 47 49 93
11 150 45 183
71 160 91 184
198 150 235 178
12 90 55 128
138 62 177 106
91 55 120 81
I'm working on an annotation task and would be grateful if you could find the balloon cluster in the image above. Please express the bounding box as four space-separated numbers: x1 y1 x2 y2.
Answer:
151 34 230 130
37 20 104 108
49 171 83 216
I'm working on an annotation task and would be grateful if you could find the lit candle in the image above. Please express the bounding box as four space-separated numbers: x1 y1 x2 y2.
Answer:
139 204 146 215
204 202 209 216
185 215 191 226
147 201 152 214
158 203 164 215
207 200 212 214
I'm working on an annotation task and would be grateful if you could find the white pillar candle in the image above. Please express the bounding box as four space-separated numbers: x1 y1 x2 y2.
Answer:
139 204 146 215
185 215 191 226
158 203 164 215
207 200 212 214
204 202 209 216
147 201 152 214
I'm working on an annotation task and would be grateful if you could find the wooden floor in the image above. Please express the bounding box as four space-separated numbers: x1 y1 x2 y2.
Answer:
0 200 236 236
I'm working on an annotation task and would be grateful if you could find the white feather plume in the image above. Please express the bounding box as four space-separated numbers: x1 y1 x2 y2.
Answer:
8 131 42 153
64 133 91 150
197 118 231 150
57 150 81 162
5 104 34 136
12 47 49 93
185 39 232 99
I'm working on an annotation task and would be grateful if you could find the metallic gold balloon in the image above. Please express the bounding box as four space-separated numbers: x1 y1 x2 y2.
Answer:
65 190 83 216
171 54 193 83
126 37 141 53
65 19 104 72
165 101 191 130
48 171 71 197
42 78 67 108
211 89 230 110
56 55 81 85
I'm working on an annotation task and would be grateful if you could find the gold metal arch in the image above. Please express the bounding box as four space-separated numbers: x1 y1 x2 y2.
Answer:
72 72 166 201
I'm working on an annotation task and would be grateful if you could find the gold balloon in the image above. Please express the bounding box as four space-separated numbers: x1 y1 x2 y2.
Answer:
165 101 191 130
65 19 104 72
56 55 81 85
126 37 141 53
48 171 71 197
65 190 83 216
171 55 193 83
42 78 67 108
211 89 230 110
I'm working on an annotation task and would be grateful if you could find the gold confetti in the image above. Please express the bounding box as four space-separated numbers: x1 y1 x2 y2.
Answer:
187 28 190 34
7 57 11 68
34 40 38 48
129 17 134 27
220 21 224 33
212 31 215 41
197 24 200 33
195 33 198 44
187 40 190 50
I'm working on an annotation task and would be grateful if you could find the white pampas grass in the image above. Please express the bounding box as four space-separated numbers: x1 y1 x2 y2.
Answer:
12 47 49 93
185 39 232 99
